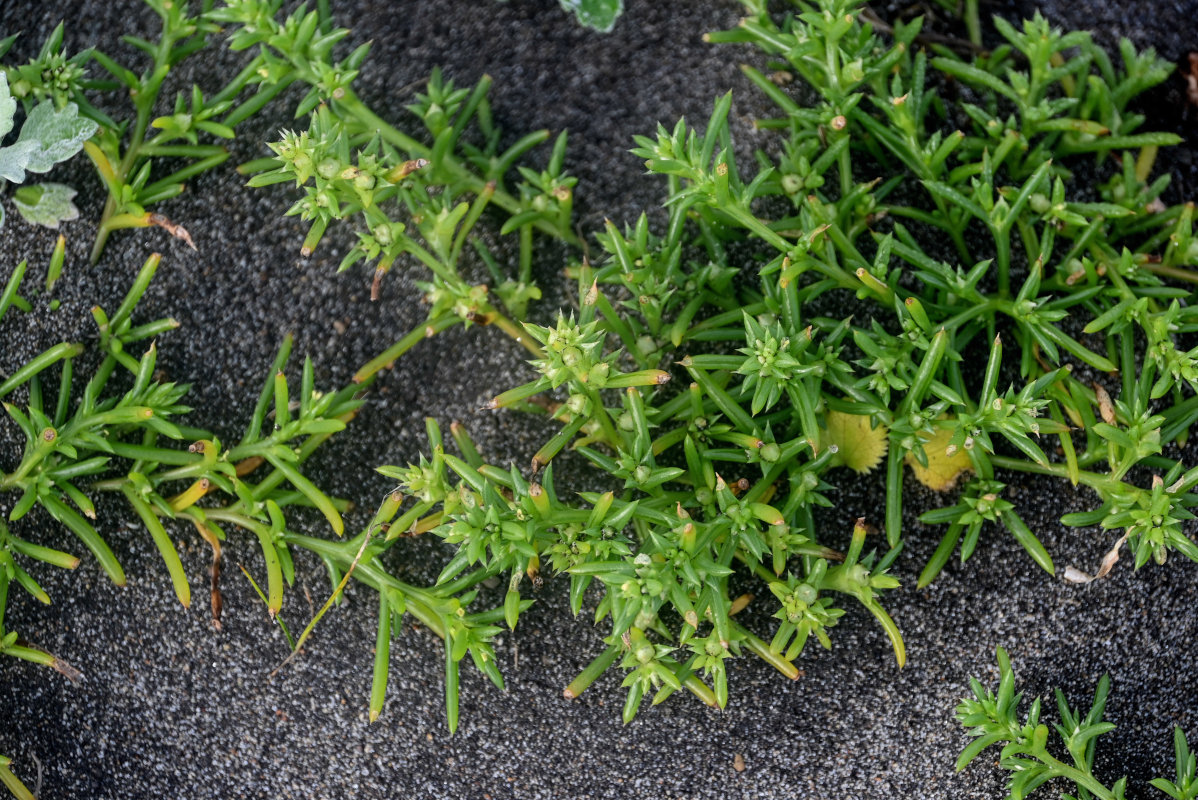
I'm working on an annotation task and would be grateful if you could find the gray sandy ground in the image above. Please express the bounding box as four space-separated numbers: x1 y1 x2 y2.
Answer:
0 0 1196 798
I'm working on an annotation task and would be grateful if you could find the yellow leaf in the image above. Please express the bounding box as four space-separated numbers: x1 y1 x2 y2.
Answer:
906 428 974 491
821 411 888 473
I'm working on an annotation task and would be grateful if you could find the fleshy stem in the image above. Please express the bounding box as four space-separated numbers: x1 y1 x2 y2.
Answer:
86 12 294 262
0 755 35 800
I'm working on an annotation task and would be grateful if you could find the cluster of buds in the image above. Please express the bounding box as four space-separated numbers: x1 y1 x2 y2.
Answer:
959 479 1013 527
1029 177 1089 230
526 316 611 389
616 628 683 720
854 320 917 404
778 149 826 197
270 125 404 210
621 552 666 607
422 280 494 325
387 455 450 505
1143 301 1198 397
261 110 430 266
948 382 1051 461
4 24 88 109
1106 472 1198 568
768 564 845 659
737 313 812 414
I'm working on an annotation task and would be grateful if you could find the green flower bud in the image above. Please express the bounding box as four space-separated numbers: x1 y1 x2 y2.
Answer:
567 394 590 415
562 346 583 367
317 158 341 180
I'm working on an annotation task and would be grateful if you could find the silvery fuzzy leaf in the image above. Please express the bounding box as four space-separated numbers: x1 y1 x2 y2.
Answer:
16 100 98 173
12 182 81 228
0 139 38 183
0 73 15 140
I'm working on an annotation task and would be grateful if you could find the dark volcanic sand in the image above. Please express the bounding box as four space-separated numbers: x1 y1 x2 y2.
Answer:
1 1 1196 798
